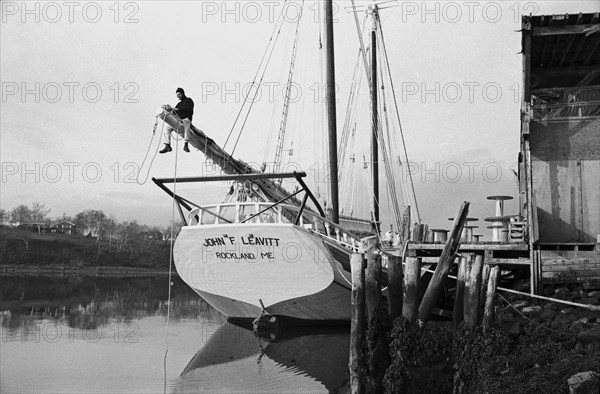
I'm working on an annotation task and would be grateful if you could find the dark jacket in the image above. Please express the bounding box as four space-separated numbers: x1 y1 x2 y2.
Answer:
174 96 194 121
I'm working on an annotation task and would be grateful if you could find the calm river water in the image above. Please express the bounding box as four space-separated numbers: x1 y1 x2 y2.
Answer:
0 274 350 393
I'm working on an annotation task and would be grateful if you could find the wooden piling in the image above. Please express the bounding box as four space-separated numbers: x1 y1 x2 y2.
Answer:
480 260 491 296
349 253 366 394
463 254 483 327
387 252 403 321
418 202 469 323
453 256 467 329
402 256 421 322
411 223 422 242
419 201 469 322
365 251 381 321
388 206 411 320
483 265 500 331
412 223 428 242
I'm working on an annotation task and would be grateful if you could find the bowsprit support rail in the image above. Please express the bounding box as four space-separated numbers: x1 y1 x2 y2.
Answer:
152 172 325 226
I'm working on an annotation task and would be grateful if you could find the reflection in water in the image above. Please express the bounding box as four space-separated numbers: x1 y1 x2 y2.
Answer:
0 275 220 341
1 275 350 393
175 322 350 393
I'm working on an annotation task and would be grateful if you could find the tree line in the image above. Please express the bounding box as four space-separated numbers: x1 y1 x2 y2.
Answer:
0 203 182 249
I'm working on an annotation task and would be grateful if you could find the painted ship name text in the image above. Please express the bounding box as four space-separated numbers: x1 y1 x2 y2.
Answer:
203 235 281 247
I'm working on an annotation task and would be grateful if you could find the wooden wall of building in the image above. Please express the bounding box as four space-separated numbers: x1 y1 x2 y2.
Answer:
530 118 600 243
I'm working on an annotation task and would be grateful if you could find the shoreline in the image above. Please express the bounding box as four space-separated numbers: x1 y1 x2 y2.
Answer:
0 264 175 277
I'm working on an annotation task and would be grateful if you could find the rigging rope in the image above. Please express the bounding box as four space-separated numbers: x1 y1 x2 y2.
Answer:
274 1 305 175
224 0 289 152
163 137 179 394
339 50 364 215
345 6 421 235
338 48 363 170
377 53 404 232
133 116 163 185
350 1 372 88
228 1 299 158
263 25 293 168
378 19 421 222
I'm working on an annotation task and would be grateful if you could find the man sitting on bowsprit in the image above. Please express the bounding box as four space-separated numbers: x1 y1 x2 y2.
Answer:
160 87 195 153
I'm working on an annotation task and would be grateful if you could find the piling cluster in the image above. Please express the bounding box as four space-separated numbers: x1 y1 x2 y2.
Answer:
348 202 600 394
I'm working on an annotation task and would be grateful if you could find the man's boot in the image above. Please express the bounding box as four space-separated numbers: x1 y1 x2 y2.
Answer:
183 142 190 153
159 143 172 154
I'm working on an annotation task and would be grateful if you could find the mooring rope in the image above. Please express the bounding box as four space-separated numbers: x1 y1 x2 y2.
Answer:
163 136 180 394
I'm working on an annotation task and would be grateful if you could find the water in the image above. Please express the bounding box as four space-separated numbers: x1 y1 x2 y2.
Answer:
0 274 350 393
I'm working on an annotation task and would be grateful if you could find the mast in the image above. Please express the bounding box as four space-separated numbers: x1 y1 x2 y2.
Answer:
371 6 380 233
324 0 339 224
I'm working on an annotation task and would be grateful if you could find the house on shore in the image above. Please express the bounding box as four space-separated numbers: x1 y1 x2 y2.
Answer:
53 221 77 235
19 221 77 235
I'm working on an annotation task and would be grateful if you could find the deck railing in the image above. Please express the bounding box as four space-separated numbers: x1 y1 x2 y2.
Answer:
189 202 363 253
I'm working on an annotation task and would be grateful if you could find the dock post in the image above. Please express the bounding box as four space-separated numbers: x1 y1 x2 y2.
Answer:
464 254 483 327
402 256 421 322
388 206 411 321
365 250 382 321
483 265 500 331
387 252 403 321
453 256 467 329
480 251 492 296
418 202 470 323
412 223 428 242
349 253 366 394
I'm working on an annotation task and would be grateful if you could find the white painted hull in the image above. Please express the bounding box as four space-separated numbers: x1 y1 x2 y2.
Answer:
174 223 353 322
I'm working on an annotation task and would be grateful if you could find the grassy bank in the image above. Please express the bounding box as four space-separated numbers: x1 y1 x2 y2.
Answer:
0 227 171 270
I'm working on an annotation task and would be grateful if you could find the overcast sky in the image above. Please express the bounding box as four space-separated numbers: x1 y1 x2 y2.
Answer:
1 0 598 234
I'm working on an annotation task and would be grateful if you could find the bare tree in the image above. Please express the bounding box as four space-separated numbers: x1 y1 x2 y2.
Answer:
57 212 74 223
163 221 183 241
75 210 109 243
30 202 51 233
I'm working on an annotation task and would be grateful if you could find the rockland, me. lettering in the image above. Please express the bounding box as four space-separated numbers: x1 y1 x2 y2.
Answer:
215 252 257 260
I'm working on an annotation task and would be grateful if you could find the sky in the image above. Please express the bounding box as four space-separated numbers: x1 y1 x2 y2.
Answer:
2 0 599 235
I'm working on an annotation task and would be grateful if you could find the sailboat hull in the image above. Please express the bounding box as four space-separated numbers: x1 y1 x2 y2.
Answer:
174 223 353 322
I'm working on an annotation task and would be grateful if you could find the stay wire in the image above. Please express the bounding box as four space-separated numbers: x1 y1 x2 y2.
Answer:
378 19 421 222
351 9 412 232
225 0 289 153
230 1 305 158
378 53 405 230
273 1 305 173
369 15 403 233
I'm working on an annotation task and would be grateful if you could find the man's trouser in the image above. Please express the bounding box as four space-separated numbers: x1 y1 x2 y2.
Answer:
164 118 191 144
